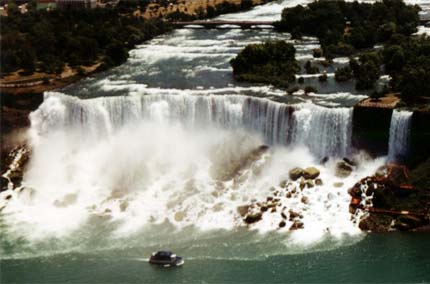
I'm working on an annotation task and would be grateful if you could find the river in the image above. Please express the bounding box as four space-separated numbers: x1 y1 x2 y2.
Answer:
1 0 430 283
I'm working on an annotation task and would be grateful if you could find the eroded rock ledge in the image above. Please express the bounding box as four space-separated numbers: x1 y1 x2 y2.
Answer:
349 164 430 232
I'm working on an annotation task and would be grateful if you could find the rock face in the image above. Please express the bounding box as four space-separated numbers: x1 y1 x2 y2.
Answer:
335 161 353 178
349 166 430 232
303 167 320 179
375 165 387 177
1 144 31 191
289 167 303 180
393 215 423 231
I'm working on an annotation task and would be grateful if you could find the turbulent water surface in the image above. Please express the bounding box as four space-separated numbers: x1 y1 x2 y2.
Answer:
1 0 430 283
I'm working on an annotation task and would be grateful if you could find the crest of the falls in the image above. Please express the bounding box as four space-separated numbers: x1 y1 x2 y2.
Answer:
31 92 352 158
387 110 413 162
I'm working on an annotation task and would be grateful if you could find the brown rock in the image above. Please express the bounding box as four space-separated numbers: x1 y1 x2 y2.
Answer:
289 167 304 181
174 211 185 222
119 200 129 212
335 161 353 178
303 167 320 179
237 205 250 217
290 220 304 230
244 212 262 224
301 196 309 204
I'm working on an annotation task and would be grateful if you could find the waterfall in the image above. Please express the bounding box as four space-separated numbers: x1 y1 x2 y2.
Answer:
388 110 413 162
30 92 353 158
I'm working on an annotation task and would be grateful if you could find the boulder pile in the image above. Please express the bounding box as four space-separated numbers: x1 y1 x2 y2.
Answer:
240 165 323 231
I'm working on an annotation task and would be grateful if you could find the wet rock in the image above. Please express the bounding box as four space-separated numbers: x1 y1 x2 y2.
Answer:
289 210 302 219
303 167 320 179
286 192 292 198
301 196 309 204
335 161 353 178
290 220 304 230
5 194 12 200
260 206 268 212
267 196 273 201
110 189 126 199
299 179 306 190
342 157 356 167
281 212 287 219
279 220 286 228
119 200 129 212
244 212 262 224
315 178 323 186
174 211 185 222
393 215 423 231
306 180 314 188
267 202 277 208
375 165 387 177
348 185 362 198
289 167 304 181
358 214 394 232
237 205 250 217
213 203 223 212
53 193 78 208
333 182 344 188
320 156 329 165
271 207 277 213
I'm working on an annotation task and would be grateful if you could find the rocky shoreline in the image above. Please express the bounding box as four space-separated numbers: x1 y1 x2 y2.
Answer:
348 164 430 232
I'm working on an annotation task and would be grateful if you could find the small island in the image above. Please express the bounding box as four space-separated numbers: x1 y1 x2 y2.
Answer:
230 40 299 87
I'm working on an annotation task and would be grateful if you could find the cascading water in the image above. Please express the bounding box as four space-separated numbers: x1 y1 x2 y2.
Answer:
0 90 387 254
31 92 353 158
0 0 393 262
387 110 413 162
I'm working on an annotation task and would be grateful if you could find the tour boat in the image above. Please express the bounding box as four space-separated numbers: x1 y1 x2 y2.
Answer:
149 251 184 267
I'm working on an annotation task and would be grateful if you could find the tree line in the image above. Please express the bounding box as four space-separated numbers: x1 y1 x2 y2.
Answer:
0 1 171 76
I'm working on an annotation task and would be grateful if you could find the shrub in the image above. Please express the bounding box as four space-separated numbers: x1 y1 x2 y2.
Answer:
304 86 317 94
335 66 353 82
318 73 328 82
